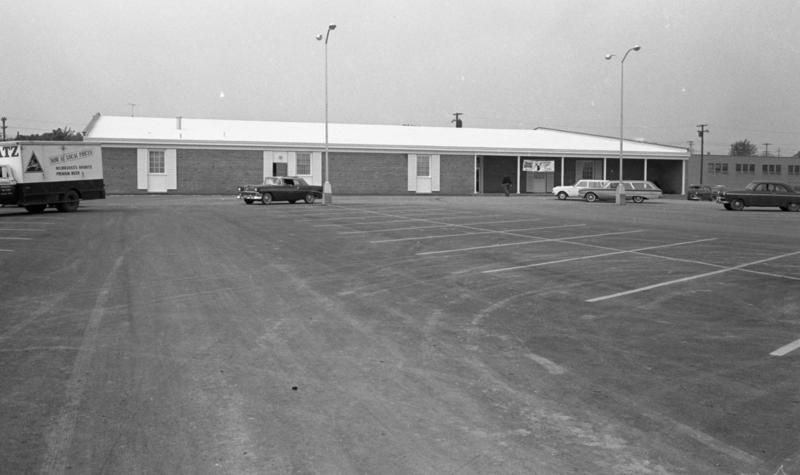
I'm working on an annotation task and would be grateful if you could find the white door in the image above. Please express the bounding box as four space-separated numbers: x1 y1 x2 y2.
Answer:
416 154 432 193
147 150 168 192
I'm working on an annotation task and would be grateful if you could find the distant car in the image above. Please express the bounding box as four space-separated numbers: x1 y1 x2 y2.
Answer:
237 176 323 205
687 184 714 201
580 180 663 203
717 181 800 211
552 180 609 200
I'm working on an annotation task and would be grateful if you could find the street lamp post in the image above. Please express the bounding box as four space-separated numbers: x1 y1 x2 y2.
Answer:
316 23 336 205
605 45 641 205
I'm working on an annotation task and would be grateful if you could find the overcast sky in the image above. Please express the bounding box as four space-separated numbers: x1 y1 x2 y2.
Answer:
3 0 799 155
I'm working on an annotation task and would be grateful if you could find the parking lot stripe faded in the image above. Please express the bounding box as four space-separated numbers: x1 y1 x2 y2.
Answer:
371 224 587 243
770 338 800 356
484 238 718 273
417 230 644 256
339 217 542 235
587 249 800 303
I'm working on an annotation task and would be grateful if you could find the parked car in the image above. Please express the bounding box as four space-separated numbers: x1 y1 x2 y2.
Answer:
717 181 800 211
580 180 663 203
687 184 713 201
687 184 725 201
237 176 323 205
552 180 609 200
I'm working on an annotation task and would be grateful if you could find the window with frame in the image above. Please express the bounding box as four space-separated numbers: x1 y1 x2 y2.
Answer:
710 162 727 174
581 162 594 179
148 150 165 174
763 164 780 175
296 152 311 175
789 165 800 176
417 155 430 177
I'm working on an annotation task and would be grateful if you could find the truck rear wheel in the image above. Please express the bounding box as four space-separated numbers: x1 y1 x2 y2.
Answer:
25 204 47 214
56 190 80 212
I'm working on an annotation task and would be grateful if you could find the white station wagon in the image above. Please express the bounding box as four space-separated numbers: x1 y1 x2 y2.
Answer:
580 180 663 203
552 180 610 200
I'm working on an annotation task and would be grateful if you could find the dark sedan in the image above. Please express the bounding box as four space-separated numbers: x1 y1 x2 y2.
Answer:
687 184 713 201
717 181 800 211
237 176 323 205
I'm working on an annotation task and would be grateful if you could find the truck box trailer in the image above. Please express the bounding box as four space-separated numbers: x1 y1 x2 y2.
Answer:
0 141 105 213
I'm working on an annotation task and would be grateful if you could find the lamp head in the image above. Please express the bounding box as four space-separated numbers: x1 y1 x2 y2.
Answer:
328 24 336 30
604 54 614 60
632 45 641 51
315 34 323 41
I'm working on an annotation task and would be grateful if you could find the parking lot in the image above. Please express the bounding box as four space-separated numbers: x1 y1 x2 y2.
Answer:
1 194 798 474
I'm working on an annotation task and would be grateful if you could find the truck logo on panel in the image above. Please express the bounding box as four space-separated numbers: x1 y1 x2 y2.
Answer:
0 145 20 158
25 152 44 172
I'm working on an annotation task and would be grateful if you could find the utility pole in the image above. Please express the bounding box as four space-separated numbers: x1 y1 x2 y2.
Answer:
1 117 6 141
763 143 771 157
451 112 463 128
686 140 694 155
697 124 709 185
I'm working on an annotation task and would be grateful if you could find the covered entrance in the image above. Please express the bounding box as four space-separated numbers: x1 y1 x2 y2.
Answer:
477 155 557 194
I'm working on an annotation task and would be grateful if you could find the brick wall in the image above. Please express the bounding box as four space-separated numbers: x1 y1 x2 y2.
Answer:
177 149 262 194
329 152 408 194
440 154 474 194
103 147 480 195
102 147 138 194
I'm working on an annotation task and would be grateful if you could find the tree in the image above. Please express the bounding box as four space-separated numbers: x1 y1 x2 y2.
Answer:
15 126 83 141
729 139 758 156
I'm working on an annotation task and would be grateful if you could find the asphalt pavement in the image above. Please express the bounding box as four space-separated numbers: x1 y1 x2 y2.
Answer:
1 194 798 474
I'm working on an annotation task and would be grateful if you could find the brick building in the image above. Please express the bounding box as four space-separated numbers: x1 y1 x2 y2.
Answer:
83 115 690 195
686 153 800 190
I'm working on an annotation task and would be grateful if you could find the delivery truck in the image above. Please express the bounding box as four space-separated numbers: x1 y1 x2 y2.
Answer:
0 141 105 213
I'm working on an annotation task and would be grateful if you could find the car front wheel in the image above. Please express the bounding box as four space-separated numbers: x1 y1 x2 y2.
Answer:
557 191 567 200
631 196 644 204
261 193 273 205
584 192 598 202
304 193 317 204
730 199 745 211
787 202 800 212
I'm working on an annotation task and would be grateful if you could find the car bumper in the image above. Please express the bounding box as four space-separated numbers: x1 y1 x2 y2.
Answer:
236 191 262 200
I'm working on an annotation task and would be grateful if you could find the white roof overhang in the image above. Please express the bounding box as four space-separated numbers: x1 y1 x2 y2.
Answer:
83 115 689 160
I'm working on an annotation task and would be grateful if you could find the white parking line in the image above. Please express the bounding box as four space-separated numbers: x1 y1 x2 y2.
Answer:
770 338 800 356
417 230 644 256
0 221 60 225
0 237 32 240
587 250 800 302
484 238 718 273
371 224 587 243
339 218 542 235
